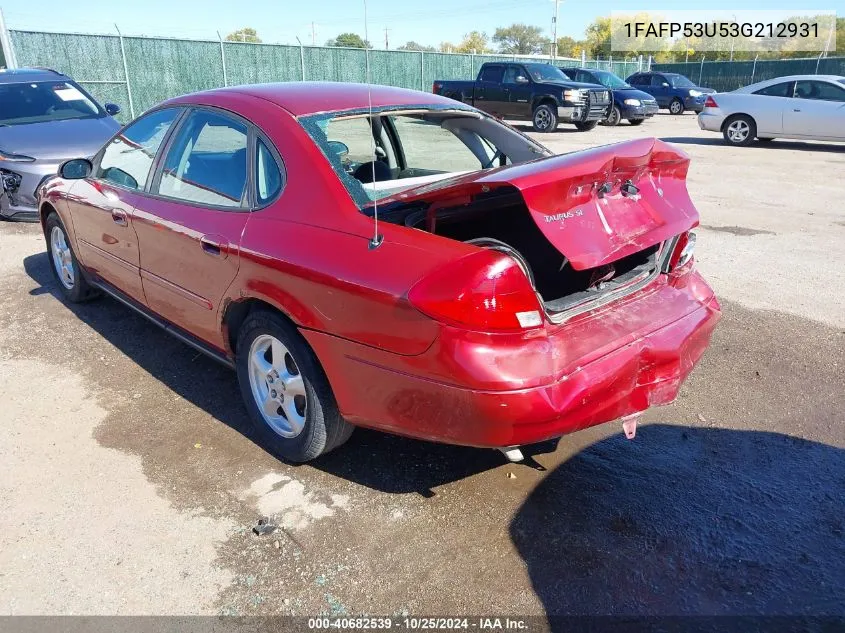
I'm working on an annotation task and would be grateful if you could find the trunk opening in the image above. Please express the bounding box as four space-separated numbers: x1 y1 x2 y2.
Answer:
384 186 664 319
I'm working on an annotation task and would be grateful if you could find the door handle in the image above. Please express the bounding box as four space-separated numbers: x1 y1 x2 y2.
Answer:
111 209 128 226
793 108 801 112
200 235 228 259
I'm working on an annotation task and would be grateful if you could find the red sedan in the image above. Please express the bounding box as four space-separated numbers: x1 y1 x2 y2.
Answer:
39 82 720 462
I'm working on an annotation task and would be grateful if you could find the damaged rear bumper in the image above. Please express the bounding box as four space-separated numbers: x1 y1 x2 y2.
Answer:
303 269 721 448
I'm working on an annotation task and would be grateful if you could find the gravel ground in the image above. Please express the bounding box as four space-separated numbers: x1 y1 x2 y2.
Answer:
0 112 843 619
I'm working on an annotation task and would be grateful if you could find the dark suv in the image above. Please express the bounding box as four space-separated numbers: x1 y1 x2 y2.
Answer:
626 72 714 115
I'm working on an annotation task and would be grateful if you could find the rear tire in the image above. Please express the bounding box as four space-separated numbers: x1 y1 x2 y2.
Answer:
574 121 598 131
235 309 353 463
532 104 558 133
669 98 684 115
722 115 756 147
628 118 645 126
44 212 96 303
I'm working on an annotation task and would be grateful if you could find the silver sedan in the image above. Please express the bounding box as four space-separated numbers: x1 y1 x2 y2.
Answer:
697 75 845 146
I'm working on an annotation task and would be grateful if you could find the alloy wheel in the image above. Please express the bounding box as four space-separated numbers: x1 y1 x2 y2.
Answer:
727 120 750 143
50 226 75 290
670 100 682 114
534 108 551 130
247 334 307 438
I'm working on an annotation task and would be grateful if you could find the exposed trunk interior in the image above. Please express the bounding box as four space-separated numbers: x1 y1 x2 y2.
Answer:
383 186 662 317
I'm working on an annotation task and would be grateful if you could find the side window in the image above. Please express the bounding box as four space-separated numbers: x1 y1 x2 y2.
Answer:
256 138 283 205
651 75 666 87
155 110 248 208
479 65 504 83
795 80 845 102
753 82 794 98
98 108 179 190
503 66 518 85
576 71 593 84
629 75 645 86
391 115 481 173
324 117 378 164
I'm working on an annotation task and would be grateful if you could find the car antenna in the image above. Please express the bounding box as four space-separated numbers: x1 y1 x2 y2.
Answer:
363 0 384 250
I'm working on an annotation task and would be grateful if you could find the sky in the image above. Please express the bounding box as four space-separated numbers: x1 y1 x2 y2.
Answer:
1 0 841 49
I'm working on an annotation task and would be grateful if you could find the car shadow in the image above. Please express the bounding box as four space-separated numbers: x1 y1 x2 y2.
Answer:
24 251 553 496
510 123 587 134
511 424 845 622
661 136 845 153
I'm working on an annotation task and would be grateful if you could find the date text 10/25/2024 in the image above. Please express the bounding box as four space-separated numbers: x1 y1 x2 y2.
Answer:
308 618 529 630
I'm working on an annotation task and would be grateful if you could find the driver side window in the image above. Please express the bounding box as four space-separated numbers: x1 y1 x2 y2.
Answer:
325 117 378 164
97 108 180 191
391 115 482 174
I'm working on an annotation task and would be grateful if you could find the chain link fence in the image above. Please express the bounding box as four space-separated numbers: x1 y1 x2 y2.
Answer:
3 28 649 122
653 56 845 92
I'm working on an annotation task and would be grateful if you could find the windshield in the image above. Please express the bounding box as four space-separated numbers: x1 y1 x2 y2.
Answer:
669 74 695 88
0 80 104 126
593 71 631 90
525 65 569 83
299 106 550 210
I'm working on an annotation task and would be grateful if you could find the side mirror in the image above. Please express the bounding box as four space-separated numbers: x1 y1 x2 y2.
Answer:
326 140 349 158
104 103 121 116
60 158 93 180
516 75 529 84
662 82 670 87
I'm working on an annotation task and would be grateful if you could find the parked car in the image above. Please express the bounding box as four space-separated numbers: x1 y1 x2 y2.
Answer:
626 71 714 115
698 75 845 146
39 82 720 463
0 68 121 221
433 62 611 132
559 67 658 126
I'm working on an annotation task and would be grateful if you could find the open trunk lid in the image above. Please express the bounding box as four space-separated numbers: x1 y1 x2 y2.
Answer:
377 138 698 270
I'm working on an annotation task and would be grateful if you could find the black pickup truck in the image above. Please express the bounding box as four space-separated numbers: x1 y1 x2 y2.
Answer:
433 62 611 133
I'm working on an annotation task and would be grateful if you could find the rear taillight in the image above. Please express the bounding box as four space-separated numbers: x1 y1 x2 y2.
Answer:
432 82 441 94
704 95 718 108
668 231 696 271
408 250 543 332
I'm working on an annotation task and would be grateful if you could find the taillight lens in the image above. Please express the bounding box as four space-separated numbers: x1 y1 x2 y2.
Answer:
408 250 543 332
668 231 696 271
704 95 718 108
432 82 441 94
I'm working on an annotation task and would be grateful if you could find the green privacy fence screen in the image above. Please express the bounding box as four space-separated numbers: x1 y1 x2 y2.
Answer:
653 57 845 92
7 29 645 122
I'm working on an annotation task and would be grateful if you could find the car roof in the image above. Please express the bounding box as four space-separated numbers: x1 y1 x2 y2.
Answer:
165 82 464 117
0 67 70 84
735 74 845 92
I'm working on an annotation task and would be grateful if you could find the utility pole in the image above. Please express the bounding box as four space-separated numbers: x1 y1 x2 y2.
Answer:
384 27 390 50
551 0 560 60
311 22 317 45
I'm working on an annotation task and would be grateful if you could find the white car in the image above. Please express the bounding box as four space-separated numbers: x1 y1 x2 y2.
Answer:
697 75 845 146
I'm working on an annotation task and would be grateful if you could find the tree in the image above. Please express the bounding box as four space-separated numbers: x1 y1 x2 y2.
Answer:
439 42 457 53
455 31 490 54
492 24 545 54
398 41 436 52
325 33 371 49
225 28 261 43
584 17 611 57
555 36 586 58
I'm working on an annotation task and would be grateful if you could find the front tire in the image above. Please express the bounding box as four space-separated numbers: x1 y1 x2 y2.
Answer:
603 106 622 126
628 118 645 126
669 98 684 115
574 121 598 131
532 104 558 133
723 115 756 147
236 310 353 462
44 212 95 303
